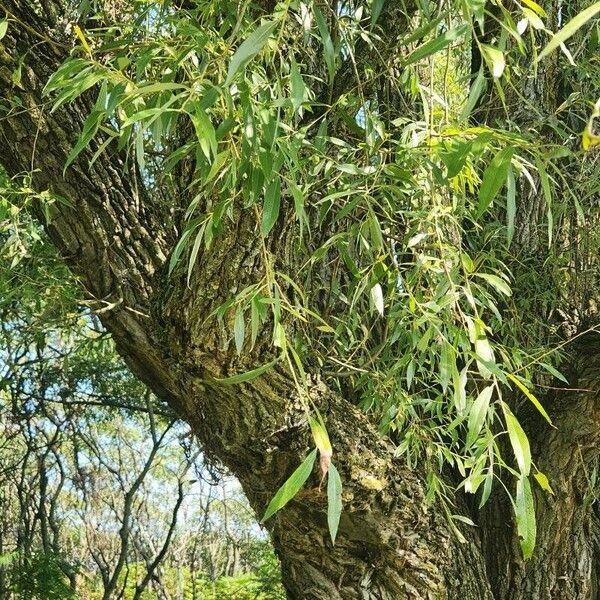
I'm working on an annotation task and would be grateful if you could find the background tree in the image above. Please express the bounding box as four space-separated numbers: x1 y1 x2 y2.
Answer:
0 171 285 599
1 0 600 597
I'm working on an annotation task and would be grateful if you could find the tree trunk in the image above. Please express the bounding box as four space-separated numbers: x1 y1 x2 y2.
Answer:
1 2 599 598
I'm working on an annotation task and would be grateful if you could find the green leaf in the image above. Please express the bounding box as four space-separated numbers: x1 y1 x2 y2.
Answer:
0 20 8 41
453 366 468 414
474 273 512 297
226 20 278 86
503 404 531 476
308 416 332 454
521 0 546 17
539 362 568 383
534 471 554 495
477 146 514 217
262 449 317 522
480 44 505 78
467 385 494 446
479 469 494 508
169 219 201 275
507 373 552 425
234 307 245 355
403 25 468 67
64 110 104 172
313 6 336 84
191 109 217 160
402 14 446 45
216 359 278 385
289 58 306 113
469 0 486 30
187 222 206 285
537 2 600 62
515 475 536 559
475 336 495 379
442 140 473 178
506 166 516 246
459 68 487 122
327 464 342 545
534 157 553 245
262 177 281 236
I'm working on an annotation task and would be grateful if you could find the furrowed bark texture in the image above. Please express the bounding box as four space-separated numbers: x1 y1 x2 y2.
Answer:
0 3 598 599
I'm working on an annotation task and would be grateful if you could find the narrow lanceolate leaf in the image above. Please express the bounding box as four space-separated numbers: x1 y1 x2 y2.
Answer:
371 283 384 317
0 20 8 41
234 307 245 355
327 464 342 545
65 110 104 172
506 167 516 246
216 359 278 385
262 449 317 522
403 24 469 66
459 68 486 122
309 416 332 455
467 385 494 446
507 373 553 425
537 2 600 62
474 273 512 297
515 475 536 559
226 20 278 85
313 6 336 84
309 416 333 482
477 146 514 217
289 58 306 113
370 0 385 29
481 44 505 78
503 404 531 476
534 471 554 495
261 177 281 236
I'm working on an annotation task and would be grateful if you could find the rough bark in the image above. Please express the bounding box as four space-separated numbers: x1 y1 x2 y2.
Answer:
0 2 599 599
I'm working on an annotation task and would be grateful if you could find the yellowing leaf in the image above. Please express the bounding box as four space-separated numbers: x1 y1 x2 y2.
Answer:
534 471 554 495
521 0 547 17
308 416 332 454
74 24 92 56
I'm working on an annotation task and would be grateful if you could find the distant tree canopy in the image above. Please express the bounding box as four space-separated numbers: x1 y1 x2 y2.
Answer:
1 0 600 597
0 168 285 599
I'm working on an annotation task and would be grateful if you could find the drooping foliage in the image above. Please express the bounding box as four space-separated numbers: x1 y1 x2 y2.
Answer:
3 0 600 561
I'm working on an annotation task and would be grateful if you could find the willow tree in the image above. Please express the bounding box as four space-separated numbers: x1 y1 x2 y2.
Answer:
1 0 600 597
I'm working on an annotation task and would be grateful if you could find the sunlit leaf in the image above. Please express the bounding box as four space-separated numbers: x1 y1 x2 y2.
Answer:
537 2 600 61
371 283 384 317
226 20 279 85
503 404 531 476
467 385 494 446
